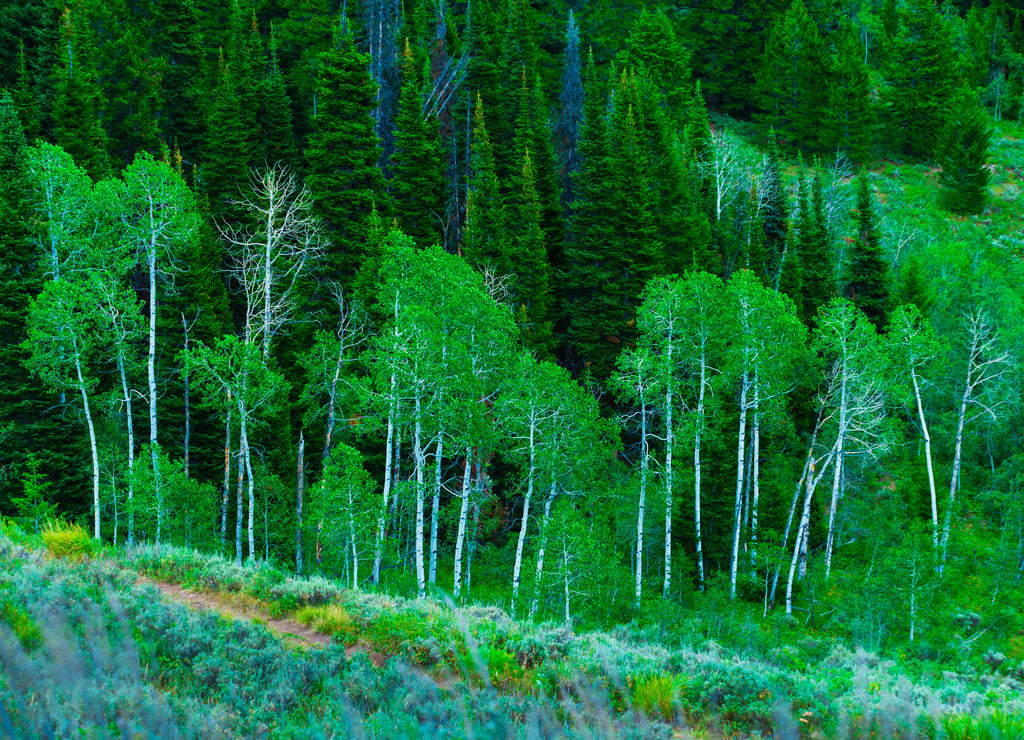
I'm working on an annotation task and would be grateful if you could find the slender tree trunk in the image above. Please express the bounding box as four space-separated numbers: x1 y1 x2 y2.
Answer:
635 398 648 608
413 392 426 598
512 416 537 610
221 391 232 550
467 489 481 596
562 540 571 627
694 348 707 590
824 360 849 579
453 446 472 599
181 313 191 478
786 446 837 614
941 381 973 565
118 353 136 546
530 483 556 620
296 430 305 574
235 446 244 564
75 352 100 540
769 430 817 608
373 381 396 583
348 479 359 590
147 248 158 475
664 340 676 597
911 369 939 554
750 382 761 570
244 421 256 562
730 370 750 599
429 434 444 585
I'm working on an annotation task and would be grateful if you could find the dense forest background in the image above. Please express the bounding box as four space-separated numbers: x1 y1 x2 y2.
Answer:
1 0 1024 648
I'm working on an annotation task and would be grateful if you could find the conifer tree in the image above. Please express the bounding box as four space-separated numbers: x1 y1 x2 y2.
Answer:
936 84 991 215
824 21 873 163
887 0 956 159
390 40 445 248
305 18 389 295
623 9 692 119
757 0 828 152
51 7 109 180
256 30 299 171
557 10 583 213
202 52 250 222
153 0 206 160
463 95 507 272
800 172 835 323
759 134 789 284
845 170 889 329
507 149 554 353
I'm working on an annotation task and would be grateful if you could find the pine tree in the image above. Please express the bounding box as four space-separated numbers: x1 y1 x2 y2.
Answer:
390 39 445 248
463 94 507 273
887 0 956 159
256 29 299 171
51 7 110 180
623 9 692 119
305 18 389 294
556 10 583 213
845 170 890 329
824 20 873 163
202 51 250 222
757 0 829 153
760 133 789 284
153 0 206 160
800 171 835 323
936 83 991 215
507 149 554 354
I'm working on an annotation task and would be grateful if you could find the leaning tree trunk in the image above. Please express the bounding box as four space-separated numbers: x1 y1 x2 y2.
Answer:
512 416 538 611
940 380 973 566
74 350 101 540
730 370 750 599
824 357 849 579
429 434 444 585
910 368 939 553
453 446 473 599
530 483 557 620
373 382 396 584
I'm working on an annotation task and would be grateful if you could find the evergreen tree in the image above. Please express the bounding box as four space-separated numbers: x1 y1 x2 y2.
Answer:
507 149 554 354
51 7 110 180
305 18 389 295
153 0 206 160
800 171 835 323
623 9 692 119
824 20 873 163
556 10 583 213
202 52 250 222
845 170 890 329
256 31 300 171
887 0 956 159
390 40 445 248
463 95 507 273
757 0 829 153
760 133 789 284
0 96 74 508
936 83 991 215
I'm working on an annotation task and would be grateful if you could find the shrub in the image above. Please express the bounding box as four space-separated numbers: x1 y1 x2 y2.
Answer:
269 575 341 610
296 604 355 638
631 673 680 721
42 521 93 561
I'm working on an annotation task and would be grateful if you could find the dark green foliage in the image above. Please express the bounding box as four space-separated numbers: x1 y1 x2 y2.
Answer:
886 0 956 159
10 453 57 534
936 84 992 215
51 8 110 180
463 95 507 271
760 133 789 284
757 0 829 153
622 9 692 120
201 54 250 222
824 21 873 163
153 0 206 160
390 41 445 248
845 171 890 329
799 172 835 322
556 10 583 212
305 21 389 294
256 39 299 171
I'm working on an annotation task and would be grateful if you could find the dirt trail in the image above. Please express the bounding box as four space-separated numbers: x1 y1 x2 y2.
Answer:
136 575 331 650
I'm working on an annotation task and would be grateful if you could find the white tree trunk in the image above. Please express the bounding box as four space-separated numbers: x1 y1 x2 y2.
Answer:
453 447 473 599
118 353 136 546
664 342 676 597
730 371 750 599
786 446 837 614
221 391 232 549
694 349 707 590
413 392 426 598
296 430 304 574
147 247 158 474
941 383 972 565
750 385 761 570
75 352 100 540
635 397 648 607
512 416 537 610
373 381 396 584
530 484 556 620
910 370 939 552
429 435 444 585
824 357 849 579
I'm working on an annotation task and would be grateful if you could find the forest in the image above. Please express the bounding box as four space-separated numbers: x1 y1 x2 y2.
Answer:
2 0 1024 734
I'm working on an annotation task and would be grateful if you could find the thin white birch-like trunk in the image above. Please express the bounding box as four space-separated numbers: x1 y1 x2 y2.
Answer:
512 416 537 610
824 357 849 579
429 434 443 585
74 350 101 540
786 446 837 614
562 541 571 627
694 349 707 590
730 370 750 599
413 392 426 598
635 397 648 608
235 447 244 564
373 380 396 584
530 483 556 620
221 391 232 549
750 381 761 570
181 313 191 478
940 382 972 565
117 353 135 545
322 325 347 469
348 478 359 590
910 369 939 553
664 340 676 597
239 406 256 561
769 432 817 608
147 245 158 475
453 447 473 598
296 430 304 574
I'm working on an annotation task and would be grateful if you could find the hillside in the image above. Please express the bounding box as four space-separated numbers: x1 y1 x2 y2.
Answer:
3 525 1024 739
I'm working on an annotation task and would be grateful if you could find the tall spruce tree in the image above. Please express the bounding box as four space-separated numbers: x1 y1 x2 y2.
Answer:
936 83 991 215
887 0 956 159
556 10 583 214
305 17 389 296
824 20 873 163
202 52 250 223
800 171 835 323
390 40 445 248
845 170 889 329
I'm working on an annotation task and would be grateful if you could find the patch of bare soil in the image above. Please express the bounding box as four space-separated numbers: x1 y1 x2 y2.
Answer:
136 575 331 650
